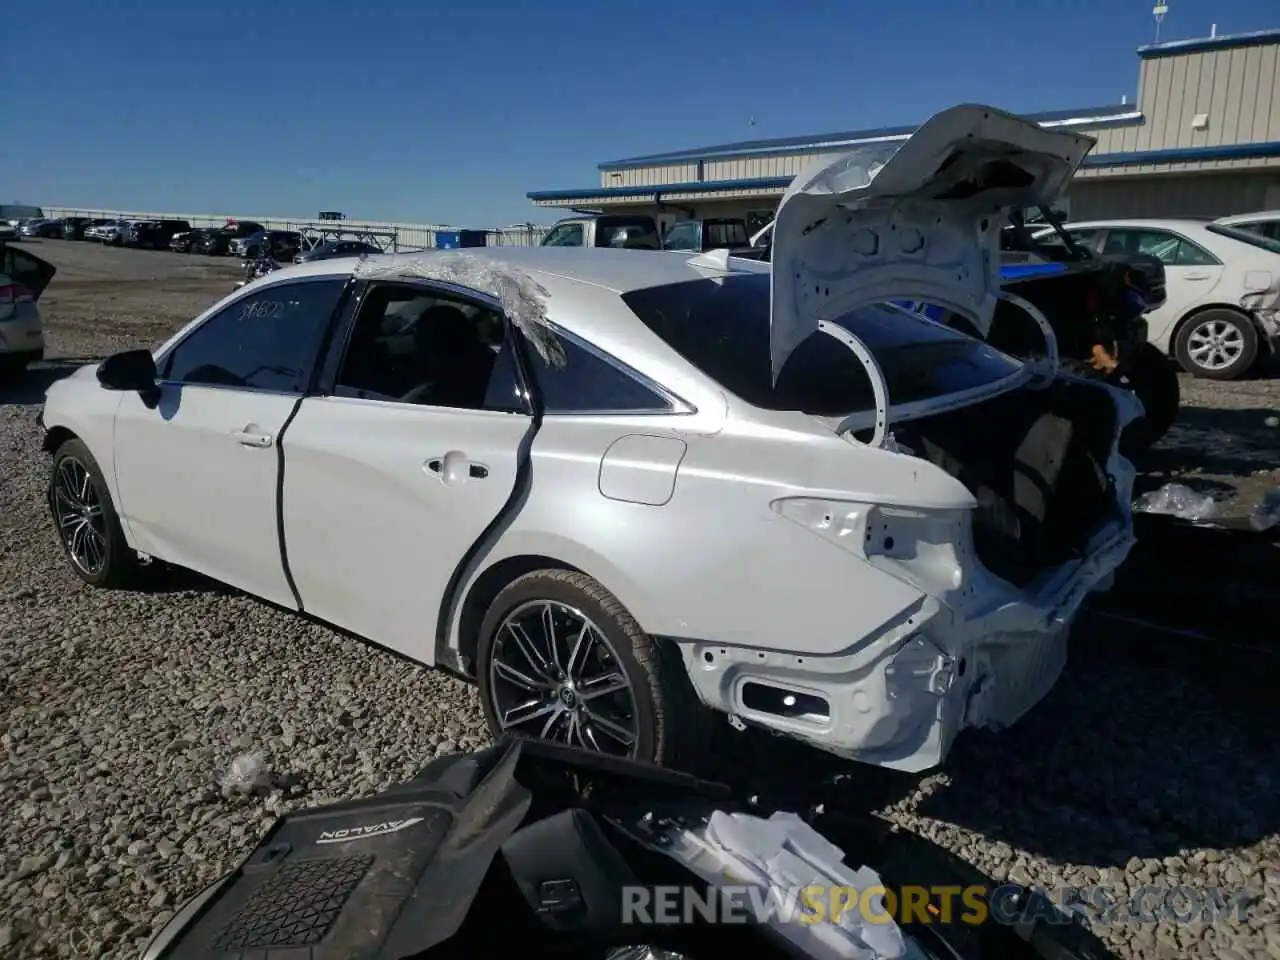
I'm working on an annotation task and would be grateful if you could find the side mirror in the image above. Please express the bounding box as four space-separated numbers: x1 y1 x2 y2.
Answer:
97 349 160 407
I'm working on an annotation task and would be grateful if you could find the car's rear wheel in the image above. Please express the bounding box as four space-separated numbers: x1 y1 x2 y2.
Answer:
476 570 713 770
1174 309 1258 380
49 439 140 588
1123 342 1181 450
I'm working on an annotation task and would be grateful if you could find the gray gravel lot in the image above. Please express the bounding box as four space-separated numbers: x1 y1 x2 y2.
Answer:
2 239 1278 959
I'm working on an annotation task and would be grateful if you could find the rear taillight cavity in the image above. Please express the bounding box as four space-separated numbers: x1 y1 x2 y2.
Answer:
0 283 34 303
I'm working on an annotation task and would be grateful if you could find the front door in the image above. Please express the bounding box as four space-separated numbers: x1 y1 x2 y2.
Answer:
280 280 534 664
111 276 349 606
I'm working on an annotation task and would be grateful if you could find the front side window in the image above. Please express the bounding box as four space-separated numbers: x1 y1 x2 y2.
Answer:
161 278 348 392
334 282 524 412
623 275 1022 416
597 219 661 250
542 223 585 247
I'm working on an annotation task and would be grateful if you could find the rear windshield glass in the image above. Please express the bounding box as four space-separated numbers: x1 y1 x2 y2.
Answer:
622 275 1022 415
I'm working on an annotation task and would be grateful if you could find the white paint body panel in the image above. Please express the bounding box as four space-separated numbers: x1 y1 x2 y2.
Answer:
280 396 532 664
112 385 298 608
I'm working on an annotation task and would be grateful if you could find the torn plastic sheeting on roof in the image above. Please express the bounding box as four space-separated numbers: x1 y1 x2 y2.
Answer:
353 251 567 367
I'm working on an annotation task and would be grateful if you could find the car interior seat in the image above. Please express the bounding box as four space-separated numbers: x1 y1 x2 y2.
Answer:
399 304 496 408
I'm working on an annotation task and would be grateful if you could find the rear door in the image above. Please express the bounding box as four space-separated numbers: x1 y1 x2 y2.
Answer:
111 276 350 606
280 279 534 664
1099 227 1225 349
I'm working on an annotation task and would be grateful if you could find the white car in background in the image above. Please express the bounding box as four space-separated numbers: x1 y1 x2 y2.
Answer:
1216 209 1280 242
1035 218 1280 380
38 105 1141 774
0 244 54 377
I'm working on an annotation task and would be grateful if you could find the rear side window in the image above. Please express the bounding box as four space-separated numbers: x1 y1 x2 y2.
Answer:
161 278 347 393
623 276 1022 415
524 333 673 414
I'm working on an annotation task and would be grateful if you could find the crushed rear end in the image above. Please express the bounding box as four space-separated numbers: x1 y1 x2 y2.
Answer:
751 105 1140 768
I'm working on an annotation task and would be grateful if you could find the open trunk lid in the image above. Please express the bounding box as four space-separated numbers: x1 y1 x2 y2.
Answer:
769 103 1094 384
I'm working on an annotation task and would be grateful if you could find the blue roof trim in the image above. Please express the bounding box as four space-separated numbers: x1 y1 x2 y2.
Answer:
1137 28 1280 59
528 176 794 202
1081 140 1280 167
528 141 1280 203
597 103 1137 170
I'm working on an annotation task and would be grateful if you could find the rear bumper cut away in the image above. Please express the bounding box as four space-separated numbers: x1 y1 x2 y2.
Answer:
676 520 1133 773
675 382 1139 772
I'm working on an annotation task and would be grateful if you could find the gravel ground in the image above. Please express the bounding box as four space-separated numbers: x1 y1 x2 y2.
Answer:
2 240 1278 960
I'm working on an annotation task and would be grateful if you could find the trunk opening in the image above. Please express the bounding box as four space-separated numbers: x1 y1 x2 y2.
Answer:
857 380 1120 587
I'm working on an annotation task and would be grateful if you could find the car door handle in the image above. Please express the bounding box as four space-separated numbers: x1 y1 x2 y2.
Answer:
1183 273 1212 281
231 429 273 448
425 456 488 480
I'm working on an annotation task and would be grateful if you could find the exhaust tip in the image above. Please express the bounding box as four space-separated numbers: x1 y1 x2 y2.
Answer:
741 681 831 723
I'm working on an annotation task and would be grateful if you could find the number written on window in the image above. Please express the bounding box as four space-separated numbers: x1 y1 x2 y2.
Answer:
161 278 347 392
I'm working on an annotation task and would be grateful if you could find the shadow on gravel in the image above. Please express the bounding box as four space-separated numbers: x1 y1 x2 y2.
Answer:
125 564 235 596
1135 405 1280 480
911 611 1280 869
0 358 98 406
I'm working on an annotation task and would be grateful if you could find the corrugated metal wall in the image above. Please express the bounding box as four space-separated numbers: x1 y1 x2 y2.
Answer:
40 208 549 248
1092 43 1280 158
1068 172 1280 220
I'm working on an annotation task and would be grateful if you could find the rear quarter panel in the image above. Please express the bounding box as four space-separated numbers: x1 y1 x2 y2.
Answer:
452 414 936 659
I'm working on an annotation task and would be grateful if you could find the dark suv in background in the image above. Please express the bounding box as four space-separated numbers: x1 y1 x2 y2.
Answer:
126 219 192 250
193 221 266 256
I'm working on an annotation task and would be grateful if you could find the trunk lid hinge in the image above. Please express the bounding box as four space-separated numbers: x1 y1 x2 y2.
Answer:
818 320 890 448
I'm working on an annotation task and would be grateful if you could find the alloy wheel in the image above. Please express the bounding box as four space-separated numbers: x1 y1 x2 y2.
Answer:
52 458 108 577
1186 318 1245 372
488 599 639 756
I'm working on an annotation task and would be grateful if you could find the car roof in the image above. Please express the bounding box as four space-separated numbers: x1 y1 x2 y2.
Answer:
274 245 768 295
1216 209 1280 224
1057 218 1215 231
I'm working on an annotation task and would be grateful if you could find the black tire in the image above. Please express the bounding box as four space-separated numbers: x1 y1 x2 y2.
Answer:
0 354 29 383
1174 309 1258 381
476 569 714 771
48 438 141 588
1123 342 1181 450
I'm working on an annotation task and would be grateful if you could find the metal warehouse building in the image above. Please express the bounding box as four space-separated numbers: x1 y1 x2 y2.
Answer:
528 28 1280 234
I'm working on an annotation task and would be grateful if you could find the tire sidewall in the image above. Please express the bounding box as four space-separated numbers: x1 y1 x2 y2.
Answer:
49 439 125 587
1126 342 1181 447
476 573 660 763
1175 310 1258 380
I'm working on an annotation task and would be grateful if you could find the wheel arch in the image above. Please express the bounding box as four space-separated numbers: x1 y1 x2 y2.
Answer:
448 554 583 680
42 424 78 454
444 543 663 681
1166 302 1265 357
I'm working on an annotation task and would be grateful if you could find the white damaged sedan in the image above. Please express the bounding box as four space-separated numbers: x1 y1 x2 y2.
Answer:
40 105 1139 773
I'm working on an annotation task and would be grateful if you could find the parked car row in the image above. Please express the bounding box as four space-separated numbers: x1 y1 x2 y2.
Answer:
1030 213 1280 381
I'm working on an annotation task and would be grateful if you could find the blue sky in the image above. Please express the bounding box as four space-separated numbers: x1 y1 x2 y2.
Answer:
3 0 1275 227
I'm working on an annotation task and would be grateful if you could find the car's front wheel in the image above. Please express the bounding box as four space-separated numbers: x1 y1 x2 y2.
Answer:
476 570 713 769
49 439 140 588
1174 309 1258 380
